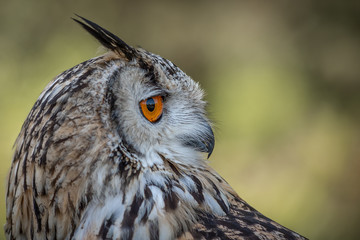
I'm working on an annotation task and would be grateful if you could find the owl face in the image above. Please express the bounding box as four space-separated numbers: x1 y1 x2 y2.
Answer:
103 49 214 168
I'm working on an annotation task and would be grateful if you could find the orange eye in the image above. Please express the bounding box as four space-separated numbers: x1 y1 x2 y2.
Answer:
140 95 163 123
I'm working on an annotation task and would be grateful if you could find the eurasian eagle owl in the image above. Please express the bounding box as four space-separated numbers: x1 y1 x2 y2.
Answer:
5 16 307 240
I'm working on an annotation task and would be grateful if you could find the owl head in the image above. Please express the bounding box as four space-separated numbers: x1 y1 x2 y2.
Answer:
72 16 214 168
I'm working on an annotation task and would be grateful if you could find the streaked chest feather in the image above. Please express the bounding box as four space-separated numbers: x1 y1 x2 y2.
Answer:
73 159 230 240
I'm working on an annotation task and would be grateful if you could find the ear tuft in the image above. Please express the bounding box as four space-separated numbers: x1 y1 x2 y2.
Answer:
73 15 137 60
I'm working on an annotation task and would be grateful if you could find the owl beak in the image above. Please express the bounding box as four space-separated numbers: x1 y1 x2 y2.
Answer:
182 122 215 159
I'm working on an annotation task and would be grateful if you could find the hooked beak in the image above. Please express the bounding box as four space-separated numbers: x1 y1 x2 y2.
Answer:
181 121 215 158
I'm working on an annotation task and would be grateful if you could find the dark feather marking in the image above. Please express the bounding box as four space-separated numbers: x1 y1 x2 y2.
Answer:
50 164 70 189
53 61 86 86
78 187 93 214
54 224 57 240
69 223 76 240
164 190 179 211
174 182 185 192
50 184 61 207
44 70 90 115
194 217 232 240
238 212 299 239
204 169 223 183
232 197 258 214
164 157 182 176
121 194 144 239
140 211 149 224
119 138 141 157
22 151 29 190
12 156 20 186
33 196 42 232
67 193 76 215
45 85 70 108
45 66 93 107
163 58 177 76
45 215 49 234
68 206 77 240
30 217 34 240
32 166 38 198
189 175 204 204
144 185 152 199
103 173 113 186
98 213 116 240
140 59 158 86
194 210 254 240
117 155 139 184
54 203 60 216
106 69 120 117
12 156 20 188
78 196 88 213
19 222 23 234
140 195 155 224
140 203 154 224
52 135 74 145
205 177 229 213
149 220 159 240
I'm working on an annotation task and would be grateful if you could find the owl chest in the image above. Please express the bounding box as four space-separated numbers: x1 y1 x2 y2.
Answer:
72 172 198 240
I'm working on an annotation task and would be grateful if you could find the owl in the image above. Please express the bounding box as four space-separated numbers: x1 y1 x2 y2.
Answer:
5 16 307 240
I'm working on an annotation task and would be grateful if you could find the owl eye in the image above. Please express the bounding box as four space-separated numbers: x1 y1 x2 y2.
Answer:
139 95 163 123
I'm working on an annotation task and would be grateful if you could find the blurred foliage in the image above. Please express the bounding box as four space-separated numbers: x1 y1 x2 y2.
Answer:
1 0 360 239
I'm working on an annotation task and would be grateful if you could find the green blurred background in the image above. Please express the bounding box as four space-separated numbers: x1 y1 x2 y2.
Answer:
1 0 360 239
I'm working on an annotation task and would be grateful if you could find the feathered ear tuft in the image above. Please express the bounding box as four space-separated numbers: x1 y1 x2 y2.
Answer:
72 15 137 60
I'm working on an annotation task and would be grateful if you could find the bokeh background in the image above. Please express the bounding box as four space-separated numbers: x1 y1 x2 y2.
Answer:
1 0 360 239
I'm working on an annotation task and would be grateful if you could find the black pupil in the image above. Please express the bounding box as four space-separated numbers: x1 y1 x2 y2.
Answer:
146 98 155 112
